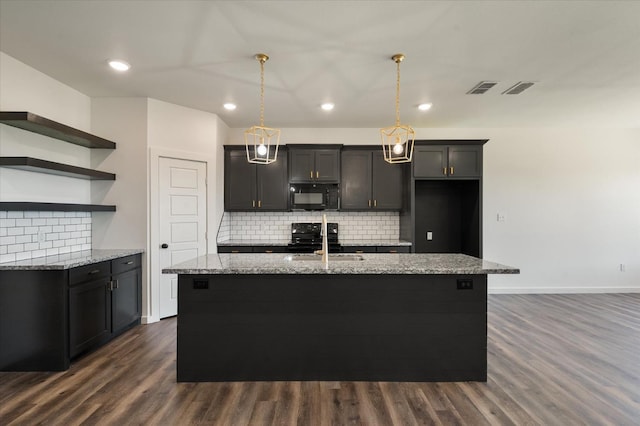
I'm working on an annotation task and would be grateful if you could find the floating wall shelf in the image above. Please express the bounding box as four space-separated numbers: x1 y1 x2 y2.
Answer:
0 202 116 212
0 111 116 149
0 157 116 180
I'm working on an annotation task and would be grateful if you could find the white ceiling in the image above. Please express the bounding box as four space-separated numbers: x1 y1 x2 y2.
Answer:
1 0 639 128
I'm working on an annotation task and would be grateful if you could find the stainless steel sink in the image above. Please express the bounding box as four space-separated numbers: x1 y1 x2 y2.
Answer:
284 254 364 262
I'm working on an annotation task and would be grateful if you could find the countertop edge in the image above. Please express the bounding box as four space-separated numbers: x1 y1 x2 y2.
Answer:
0 249 144 270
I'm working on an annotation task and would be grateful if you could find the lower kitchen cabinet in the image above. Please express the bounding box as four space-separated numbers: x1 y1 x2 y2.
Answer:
218 245 288 253
342 246 411 253
0 253 142 371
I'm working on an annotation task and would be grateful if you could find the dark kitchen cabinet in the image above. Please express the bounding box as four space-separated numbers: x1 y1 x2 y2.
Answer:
288 146 340 183
69 254 142 358
414 144 482 178
217 245 288 253
1 253 142 371
341 148 403 210
342 245 411 253
224 147 288 211
111 256 142 334
402 140 487 258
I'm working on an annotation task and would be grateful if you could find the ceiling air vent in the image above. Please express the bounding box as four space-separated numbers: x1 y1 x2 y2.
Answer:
502 81 535 95
466 81 497 94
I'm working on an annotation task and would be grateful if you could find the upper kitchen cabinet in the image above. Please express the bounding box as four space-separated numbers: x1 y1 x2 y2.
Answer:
224 147 288 211
288 145 341 183
413 141 486 179
341 148 403 210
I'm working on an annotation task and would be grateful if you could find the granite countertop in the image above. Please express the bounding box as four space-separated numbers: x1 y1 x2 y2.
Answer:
216 239 412 247
163 253 519 275
0 249 144 271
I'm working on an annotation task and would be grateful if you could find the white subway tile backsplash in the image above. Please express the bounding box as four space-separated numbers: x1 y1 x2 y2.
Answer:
218 211 400 243
0 211 92 262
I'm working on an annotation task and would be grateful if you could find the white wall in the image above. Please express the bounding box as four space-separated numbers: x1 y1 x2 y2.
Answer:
228 126 640 293
0 52 91 203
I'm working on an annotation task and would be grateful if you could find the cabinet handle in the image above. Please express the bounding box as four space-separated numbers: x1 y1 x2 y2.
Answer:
443 167 447 175
124 261 134 265
355 250 364 254
265 250 273 253
368 200 371 207
89 269 101 275
252 200 256 208
450 166 454 175
310 170 313 179
113 279 119 289
316 171 319 178
231 250 240 254
374 200 377 207
389 250 398 253
258 200 261 208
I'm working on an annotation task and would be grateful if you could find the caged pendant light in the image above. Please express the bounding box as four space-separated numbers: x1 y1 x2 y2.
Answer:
245 53 280 164
380 54 415 164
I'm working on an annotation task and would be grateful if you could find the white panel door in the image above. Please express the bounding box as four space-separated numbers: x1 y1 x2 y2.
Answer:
159 157 207 318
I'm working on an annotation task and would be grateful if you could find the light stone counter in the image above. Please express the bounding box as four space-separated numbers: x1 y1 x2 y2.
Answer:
163 253 518 275
0 249 144 270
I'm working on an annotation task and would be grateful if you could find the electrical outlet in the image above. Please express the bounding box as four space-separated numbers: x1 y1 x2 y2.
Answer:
37 230 46 243
497 213 506 222
619 264 626 272
426 231 433 241
457 279 473 290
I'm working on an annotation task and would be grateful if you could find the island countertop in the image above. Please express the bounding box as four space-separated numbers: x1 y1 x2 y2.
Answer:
163 253 519 275
0 249 144 270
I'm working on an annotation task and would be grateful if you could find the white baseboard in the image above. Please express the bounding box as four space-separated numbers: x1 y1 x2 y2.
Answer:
141 315 159 324
489 287 640 294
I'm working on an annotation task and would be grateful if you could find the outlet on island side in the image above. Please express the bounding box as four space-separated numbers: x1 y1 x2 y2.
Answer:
619 264 626 272
457 279 473 290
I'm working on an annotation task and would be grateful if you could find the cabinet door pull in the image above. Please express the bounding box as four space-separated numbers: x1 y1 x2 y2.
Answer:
231 250 240 254
89 269 101 275
450 166 454 175
265 250 273 253
310 170 313 179
113 279 119 289
252 200 256 208
124 261 134 265
355 250 364 254
316 171 319 178
389 250 398 253
368 200 371 207
374 199 377 207
258 200 262 208
443 167 447 175
107 281 113 291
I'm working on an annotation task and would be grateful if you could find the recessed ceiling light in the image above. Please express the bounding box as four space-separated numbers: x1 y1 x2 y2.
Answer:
223 103 237 111
418 103 432 111
108 60 130 72
321 103 335 111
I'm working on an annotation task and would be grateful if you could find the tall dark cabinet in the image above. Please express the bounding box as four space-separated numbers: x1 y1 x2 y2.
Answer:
401 140 487 257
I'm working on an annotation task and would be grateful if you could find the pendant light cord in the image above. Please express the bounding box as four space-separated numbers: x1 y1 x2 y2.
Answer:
259 57 265 127
395 58 401 126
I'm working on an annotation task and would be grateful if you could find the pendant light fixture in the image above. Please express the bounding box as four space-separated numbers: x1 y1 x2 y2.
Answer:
380 54 415 164
245 53 280 164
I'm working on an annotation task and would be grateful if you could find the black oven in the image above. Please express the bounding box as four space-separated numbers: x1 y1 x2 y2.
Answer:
289 183 339 211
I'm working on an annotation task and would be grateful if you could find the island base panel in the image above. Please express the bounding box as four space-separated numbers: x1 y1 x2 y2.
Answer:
177 274 487 382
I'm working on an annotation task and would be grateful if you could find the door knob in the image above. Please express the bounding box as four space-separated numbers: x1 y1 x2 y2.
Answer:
161 243 169 249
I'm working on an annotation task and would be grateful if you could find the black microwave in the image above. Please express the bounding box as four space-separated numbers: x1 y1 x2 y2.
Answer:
289 183 339 210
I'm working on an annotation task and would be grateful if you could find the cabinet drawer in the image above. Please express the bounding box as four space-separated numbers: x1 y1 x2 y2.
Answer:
69 261 110 286
111 254 141 275
342 246 377 253
218 246 253 253
377 246 411 253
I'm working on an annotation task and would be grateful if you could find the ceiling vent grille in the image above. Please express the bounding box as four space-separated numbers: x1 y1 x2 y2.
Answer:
466 81 497 94
503 81 535 95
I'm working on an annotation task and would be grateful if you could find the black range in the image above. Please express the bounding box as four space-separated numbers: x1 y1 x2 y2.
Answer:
287 222 341 253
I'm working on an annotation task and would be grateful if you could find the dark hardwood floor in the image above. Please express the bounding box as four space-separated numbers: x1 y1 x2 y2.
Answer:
1 293 639 425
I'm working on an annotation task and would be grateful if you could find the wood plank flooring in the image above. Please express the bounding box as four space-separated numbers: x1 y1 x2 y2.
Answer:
1 293 639 425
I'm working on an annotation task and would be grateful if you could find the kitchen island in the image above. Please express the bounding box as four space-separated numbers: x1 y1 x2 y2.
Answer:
163 253 518 382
